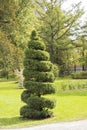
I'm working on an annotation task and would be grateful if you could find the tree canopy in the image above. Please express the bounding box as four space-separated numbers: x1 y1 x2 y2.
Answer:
0 0 87 77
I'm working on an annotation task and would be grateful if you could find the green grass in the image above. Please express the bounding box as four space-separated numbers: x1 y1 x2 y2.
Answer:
0 79 87 128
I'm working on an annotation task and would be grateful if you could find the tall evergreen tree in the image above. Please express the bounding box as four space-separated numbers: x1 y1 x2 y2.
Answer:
20 30 55 119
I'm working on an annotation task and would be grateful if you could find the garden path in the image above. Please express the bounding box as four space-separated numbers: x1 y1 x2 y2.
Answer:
2 119 87 130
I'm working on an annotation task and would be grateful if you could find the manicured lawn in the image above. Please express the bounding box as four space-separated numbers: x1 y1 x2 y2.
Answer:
0 79 87 128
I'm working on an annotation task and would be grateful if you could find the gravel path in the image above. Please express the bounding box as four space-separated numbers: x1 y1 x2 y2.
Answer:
2 120 87 130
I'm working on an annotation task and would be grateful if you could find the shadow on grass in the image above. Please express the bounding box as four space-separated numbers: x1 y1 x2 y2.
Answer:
0 78 17 82
0 86 19 90
0 81 21 90
57 90 87 96
0 116 45 128
0 116 30 127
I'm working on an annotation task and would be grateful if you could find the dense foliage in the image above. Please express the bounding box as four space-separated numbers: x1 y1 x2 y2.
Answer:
35 0 83 76
0 0 87 78
0 31 23 78
20 30 55 119
71 71 87 79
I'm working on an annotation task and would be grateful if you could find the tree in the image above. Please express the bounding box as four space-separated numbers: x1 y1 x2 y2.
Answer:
0 0 37 79
73 21 87 71
0 31 23 78
20 30 55 119
0 0 39 49
34 0 83 75
77 36 87 71
0 0 24 77
78 21 87 71
35 0 83 62
11 0 39 48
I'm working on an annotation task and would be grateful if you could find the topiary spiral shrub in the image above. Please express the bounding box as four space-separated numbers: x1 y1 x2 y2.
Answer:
20 30 55 119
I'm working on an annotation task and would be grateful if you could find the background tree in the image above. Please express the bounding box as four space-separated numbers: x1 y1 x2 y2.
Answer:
20 30 55 119
0 31 23 78
0 0 38 79
35 0 83 75
0 0 39 48
72 20 87 71
77 36 87 71
12 0 39 48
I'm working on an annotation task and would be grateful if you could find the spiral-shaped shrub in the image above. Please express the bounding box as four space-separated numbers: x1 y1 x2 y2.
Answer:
20 30 55 119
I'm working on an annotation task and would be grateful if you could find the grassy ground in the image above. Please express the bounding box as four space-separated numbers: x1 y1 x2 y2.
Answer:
0 78 87 128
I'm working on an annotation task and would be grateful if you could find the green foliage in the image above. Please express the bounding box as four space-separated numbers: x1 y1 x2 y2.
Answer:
36 0 83 75
20 105 52 119
20 30 55 119
0 0 39 48
25 49 50 61
21 96 54 109
24 60 53 71
0 31 23 77
0 70 8 78
23 70 54 82
71 71 87 79
0 70 16 79
56 79 87 91
23 81 55 95
20 96 54 119
28 30 46 50
52 64 59 78
21 90 30 103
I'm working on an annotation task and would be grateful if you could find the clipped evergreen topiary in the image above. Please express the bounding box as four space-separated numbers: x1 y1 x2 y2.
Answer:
20 30 55 119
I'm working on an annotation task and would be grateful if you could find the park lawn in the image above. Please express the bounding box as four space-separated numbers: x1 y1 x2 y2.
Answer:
0 79 87 128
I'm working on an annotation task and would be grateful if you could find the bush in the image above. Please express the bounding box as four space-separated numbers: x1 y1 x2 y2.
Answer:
71 71 87 79
23 81 55 95
21 96 55 110
0 70 8 78
0 70 16 79
23 70 55 82
20 30 55 119
25 49 50 61
28 40 46 50
24 60 52 72
20 105 53 119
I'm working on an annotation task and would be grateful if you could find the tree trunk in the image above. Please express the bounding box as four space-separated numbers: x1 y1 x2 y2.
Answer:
82 42 85 71
74 64 76 72
50 40 54 63
82 65 85 71
50 26 54 63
